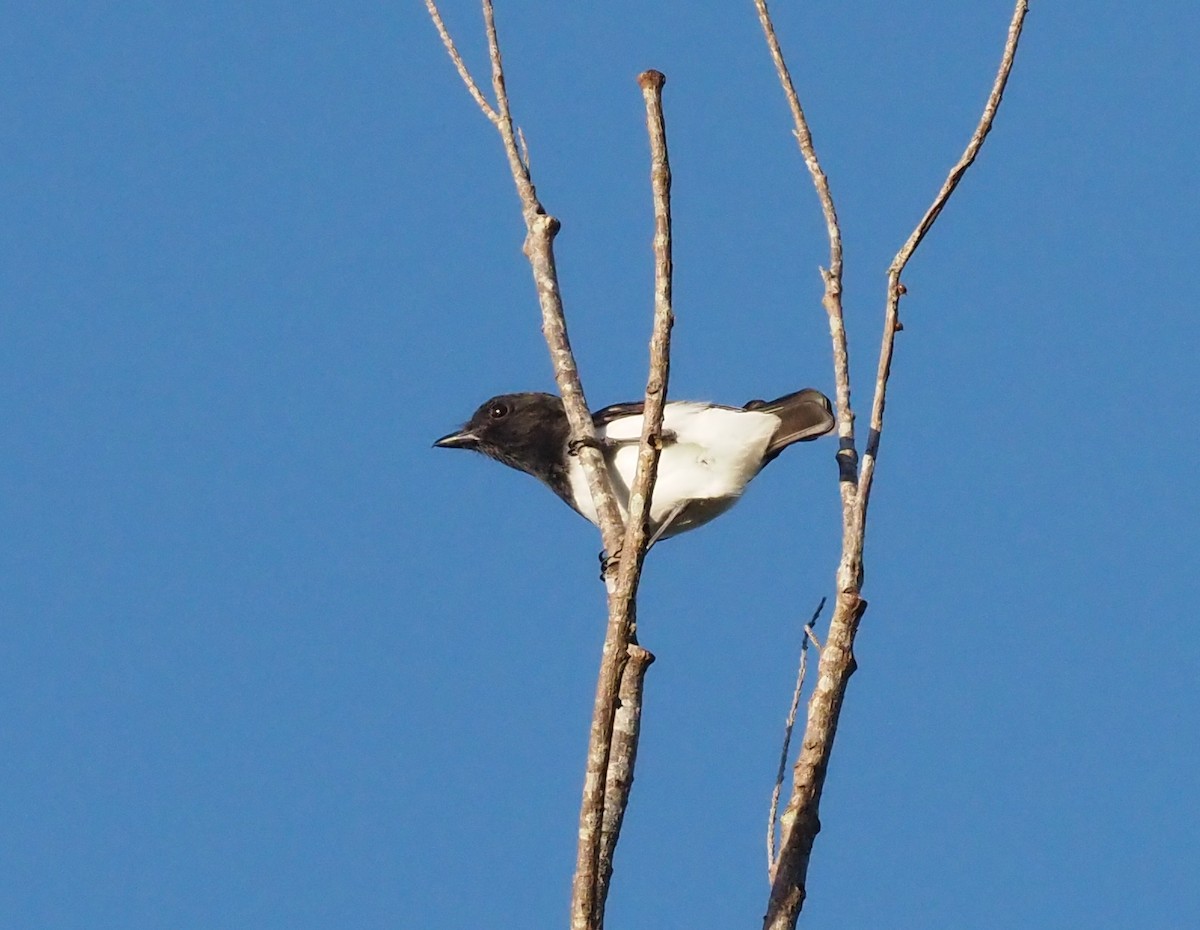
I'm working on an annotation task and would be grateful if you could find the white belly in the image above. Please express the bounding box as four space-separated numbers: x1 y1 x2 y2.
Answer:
565 402 779 536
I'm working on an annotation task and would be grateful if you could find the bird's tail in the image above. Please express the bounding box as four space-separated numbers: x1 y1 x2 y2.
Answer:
745 388 836 463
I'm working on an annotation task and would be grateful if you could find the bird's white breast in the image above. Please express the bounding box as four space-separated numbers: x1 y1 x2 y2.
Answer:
566 402 780 535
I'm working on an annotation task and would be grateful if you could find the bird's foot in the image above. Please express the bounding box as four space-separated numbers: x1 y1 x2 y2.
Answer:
598 547 624 581
568 436 605 457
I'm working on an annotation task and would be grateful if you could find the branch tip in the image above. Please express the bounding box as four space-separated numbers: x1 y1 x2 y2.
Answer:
637 69 666 91
577 50 676 930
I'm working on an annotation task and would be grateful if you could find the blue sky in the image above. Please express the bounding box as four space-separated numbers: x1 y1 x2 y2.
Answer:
2 2 1198 928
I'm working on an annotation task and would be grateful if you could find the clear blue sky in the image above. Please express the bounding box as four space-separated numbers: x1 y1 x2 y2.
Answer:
3 2 1197 928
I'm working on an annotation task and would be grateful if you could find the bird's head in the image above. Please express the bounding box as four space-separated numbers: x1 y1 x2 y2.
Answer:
433 392 570 477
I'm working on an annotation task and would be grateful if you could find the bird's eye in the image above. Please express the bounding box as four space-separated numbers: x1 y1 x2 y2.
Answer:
489 402 509 419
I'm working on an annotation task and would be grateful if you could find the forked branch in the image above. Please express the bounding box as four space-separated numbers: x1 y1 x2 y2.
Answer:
767 599 824 879
424 6 676 928
756 2 1029 927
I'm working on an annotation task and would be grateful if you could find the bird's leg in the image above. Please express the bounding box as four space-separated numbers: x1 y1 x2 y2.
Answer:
644 501 687 551
598 501 688 580
594 430 677 453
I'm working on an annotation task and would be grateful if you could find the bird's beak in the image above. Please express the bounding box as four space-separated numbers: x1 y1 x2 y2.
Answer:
433 428 480 450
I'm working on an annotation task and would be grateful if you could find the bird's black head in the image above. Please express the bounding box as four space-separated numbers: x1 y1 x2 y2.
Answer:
433 392 571 482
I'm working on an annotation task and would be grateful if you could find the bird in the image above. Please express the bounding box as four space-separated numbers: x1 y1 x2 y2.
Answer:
434 388 835 546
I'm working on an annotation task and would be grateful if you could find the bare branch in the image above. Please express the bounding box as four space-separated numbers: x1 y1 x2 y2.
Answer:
615 69 675 593
890 2 1030 281
859 0 1030 513
752 5 870 918
767 598 825 880
752 0 857 503
426 2 625 550
570 67 675 930
426 10 639 921
422 0 499 124
764 597 866 929
760 3 1029 927
594 644 655 928
425 8 680 930
449 0 627 557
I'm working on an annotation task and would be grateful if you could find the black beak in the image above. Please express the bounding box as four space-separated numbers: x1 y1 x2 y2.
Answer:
433 429 479 450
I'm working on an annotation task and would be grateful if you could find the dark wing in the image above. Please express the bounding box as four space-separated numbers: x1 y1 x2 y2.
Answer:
593 399 746 427
591 400 690 448
591 401 645 429
745 388 835 463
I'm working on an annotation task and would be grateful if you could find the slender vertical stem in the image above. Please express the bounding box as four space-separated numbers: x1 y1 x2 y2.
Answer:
752 0 856 510
422 9 651 921
571 68 675 930
858 0 1029 517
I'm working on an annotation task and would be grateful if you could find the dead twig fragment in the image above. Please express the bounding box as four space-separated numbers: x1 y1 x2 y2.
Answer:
767 598 825 880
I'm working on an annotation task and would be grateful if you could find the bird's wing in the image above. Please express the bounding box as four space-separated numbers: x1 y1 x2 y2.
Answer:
591 401 645 430
589 402 647 448
595 400 748 428
592 400 746 446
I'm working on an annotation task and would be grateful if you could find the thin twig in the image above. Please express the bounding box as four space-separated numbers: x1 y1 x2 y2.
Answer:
760 4 1030 928
858 0 1029 514
763 596 865 930
752 0 857 503
767 598 826 880
422 0 499 124
571 68 675 930
615 69 674 593
472 0 625 555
